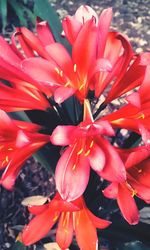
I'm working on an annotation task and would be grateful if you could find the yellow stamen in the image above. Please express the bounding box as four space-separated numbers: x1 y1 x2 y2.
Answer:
2 159 6 167
77 148 83 155
5 156 9 163
8 148 13 151
79 83 85 91
53 212 59 222
63 213 69 228
60 70 63 77
64 81 70 87
138 113 145 119
131 189 137 197
75 212 81 227
72 164 76 171
54 67 60 74
89 140 94 148
84 149 91 156
74 64 77 72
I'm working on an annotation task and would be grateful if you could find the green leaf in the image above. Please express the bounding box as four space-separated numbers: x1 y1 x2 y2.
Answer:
12 241 26 250
0 0 7 33
34 0 70 49
33 143 60 173
8 0 28 26
9 111 31 122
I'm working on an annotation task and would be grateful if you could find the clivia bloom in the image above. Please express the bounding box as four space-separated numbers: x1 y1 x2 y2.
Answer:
103 61 150 135
21 193 111 250
0 110 49 190
0 36 50 111
21 17 112 103
50 99 126 201
62 5 149 102
103 146 150 225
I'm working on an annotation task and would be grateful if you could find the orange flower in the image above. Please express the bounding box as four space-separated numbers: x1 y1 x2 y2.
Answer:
22 193 111 250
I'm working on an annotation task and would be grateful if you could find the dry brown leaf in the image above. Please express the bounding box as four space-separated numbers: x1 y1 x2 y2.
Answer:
44 242 69 250
21 195 48 206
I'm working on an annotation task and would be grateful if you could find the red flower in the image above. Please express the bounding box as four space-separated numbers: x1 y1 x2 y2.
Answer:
0 110 49 190
0 36 50 111
103 146 150 224
21 193 111 249
62 5 149 101
21 17 112 103
103 62 150 137
50 99 126 201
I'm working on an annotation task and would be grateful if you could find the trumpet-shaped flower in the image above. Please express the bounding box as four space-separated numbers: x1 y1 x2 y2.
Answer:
0 110 49 190
50 100 126 201
0 36 50 111
103 146 150 224
104 63 150 137
21 193 111 250
21 17 113 103
62 5 149 101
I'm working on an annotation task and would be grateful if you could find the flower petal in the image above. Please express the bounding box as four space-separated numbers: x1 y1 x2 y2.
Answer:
75 5 98 24
56 212 73 249
90 58 112 79
18 27 51 60
0 36 21 66
36 18 55 46
86 209 111 229
93 120 115 136
126 92 141 108
62 16 82 44
117 183 139 225
103 183 118 199
89 142 105 172
98 8 113 57
72 18 97 79
97 137 126 182
1 139 48 190
46 43 75 80
21 207 57 246
105 33 134 103
55 145 90 201
54 86 76 104
74 209 98 250
28 204 49 215
139 124 150 147
50 125 76 146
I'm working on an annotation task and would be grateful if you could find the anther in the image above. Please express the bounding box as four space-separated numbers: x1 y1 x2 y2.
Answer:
90 140 94 148
72 164 76 171
8 148 13 151
53 212 59 222
131 189 137 197
64 81 70 87
79 83 85 91
54 67 60 74
5 156 9 163
84 149 91 156
139 113 145 119
74 64 77 72
77 148 83 155
60 70 63 77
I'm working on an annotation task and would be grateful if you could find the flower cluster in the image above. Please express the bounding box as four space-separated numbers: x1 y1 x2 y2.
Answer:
0 4 150 250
